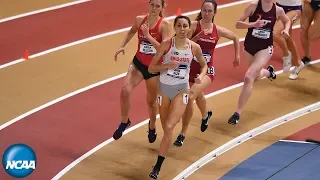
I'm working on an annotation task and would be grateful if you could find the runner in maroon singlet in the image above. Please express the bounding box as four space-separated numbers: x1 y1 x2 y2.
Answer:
173 0 241 147
113 0 171 143
228 0 291 125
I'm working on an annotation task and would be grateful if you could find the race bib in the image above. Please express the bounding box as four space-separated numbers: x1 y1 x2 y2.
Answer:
139 41 156 54
207 66 215 75
194 52 212 64
252 28 270 39
167 64 187 79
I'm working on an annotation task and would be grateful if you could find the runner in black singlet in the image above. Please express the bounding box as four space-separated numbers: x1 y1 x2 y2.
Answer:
228 0 291 125
300 0 320 65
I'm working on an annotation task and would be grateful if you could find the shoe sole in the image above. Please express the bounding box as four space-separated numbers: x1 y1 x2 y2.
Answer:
173 142 183 147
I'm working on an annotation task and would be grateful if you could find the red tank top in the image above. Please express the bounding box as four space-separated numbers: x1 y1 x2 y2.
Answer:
191 21 219 67
135 15 163 67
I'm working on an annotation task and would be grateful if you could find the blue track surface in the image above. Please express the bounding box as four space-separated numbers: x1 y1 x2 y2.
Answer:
220 141 320 180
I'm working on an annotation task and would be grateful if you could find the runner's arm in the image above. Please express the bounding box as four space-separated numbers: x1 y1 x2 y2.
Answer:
276 6 291 33
217 26 240 61
235 2 256 29
146 20 171 51
118 16 141 48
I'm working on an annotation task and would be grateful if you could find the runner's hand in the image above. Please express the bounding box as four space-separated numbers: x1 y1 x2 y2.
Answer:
140 22 150 38
281 29 290 39
168 61 180 69
252 16 264 28
114 47 125 61
233 56 240 67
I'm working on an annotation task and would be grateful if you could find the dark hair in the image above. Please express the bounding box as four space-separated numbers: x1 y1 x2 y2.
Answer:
174 15 191 27
195 0 218 22
149 0 166 17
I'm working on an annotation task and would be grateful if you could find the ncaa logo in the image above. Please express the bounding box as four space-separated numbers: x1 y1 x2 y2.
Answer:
2 144 37 178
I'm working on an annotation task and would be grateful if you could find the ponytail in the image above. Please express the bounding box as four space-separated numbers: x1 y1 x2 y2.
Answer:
159 11 163 17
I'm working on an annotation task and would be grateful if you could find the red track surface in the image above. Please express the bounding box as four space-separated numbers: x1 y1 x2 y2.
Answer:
284 122 320 142
1 1 320 179
0 0 236 65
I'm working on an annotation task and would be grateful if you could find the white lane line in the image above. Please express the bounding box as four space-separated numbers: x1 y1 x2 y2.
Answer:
0 0 252 70
279 140 319 144
0 0 91 24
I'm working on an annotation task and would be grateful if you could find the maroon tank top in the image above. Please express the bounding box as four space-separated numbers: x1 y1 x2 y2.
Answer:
245 0 276 48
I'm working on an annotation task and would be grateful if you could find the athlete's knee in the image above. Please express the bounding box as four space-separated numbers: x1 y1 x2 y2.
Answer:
195 93 205 103
188 90 197 101
244 73 255 84
120 84 132 99
300 23 309 37
163 122 175 135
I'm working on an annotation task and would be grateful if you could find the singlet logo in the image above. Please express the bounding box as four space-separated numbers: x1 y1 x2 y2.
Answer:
2 144 37 178
256 14 272 26
199 37 216 43
170 56 190 63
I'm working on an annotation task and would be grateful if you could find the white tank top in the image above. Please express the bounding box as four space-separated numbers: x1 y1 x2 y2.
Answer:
160 37 194 85
276 0 301 6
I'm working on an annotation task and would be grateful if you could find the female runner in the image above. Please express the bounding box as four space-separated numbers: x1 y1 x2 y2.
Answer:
228 0 291 125
299 0 320 66
113 0 171 143
273 0 305 80
148 15 207 179
173 0 241 147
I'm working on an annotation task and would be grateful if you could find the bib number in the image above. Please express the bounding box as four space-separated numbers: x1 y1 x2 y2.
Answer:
183 93 188 104
139 41 156 54
252 28 270 39
207 66 215 75
268 45 273 56
194 52 212 64
157 95 162 106
167 64 187 79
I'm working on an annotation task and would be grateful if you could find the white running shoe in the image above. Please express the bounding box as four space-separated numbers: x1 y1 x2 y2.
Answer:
289 62 305 80
283 51 292 73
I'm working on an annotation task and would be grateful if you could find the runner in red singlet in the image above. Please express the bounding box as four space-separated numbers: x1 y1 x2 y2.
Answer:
228 0 291 125
112 0 171 143
173 0 241 147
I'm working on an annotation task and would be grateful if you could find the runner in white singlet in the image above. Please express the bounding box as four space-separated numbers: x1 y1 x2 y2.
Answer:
147 15 207 179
